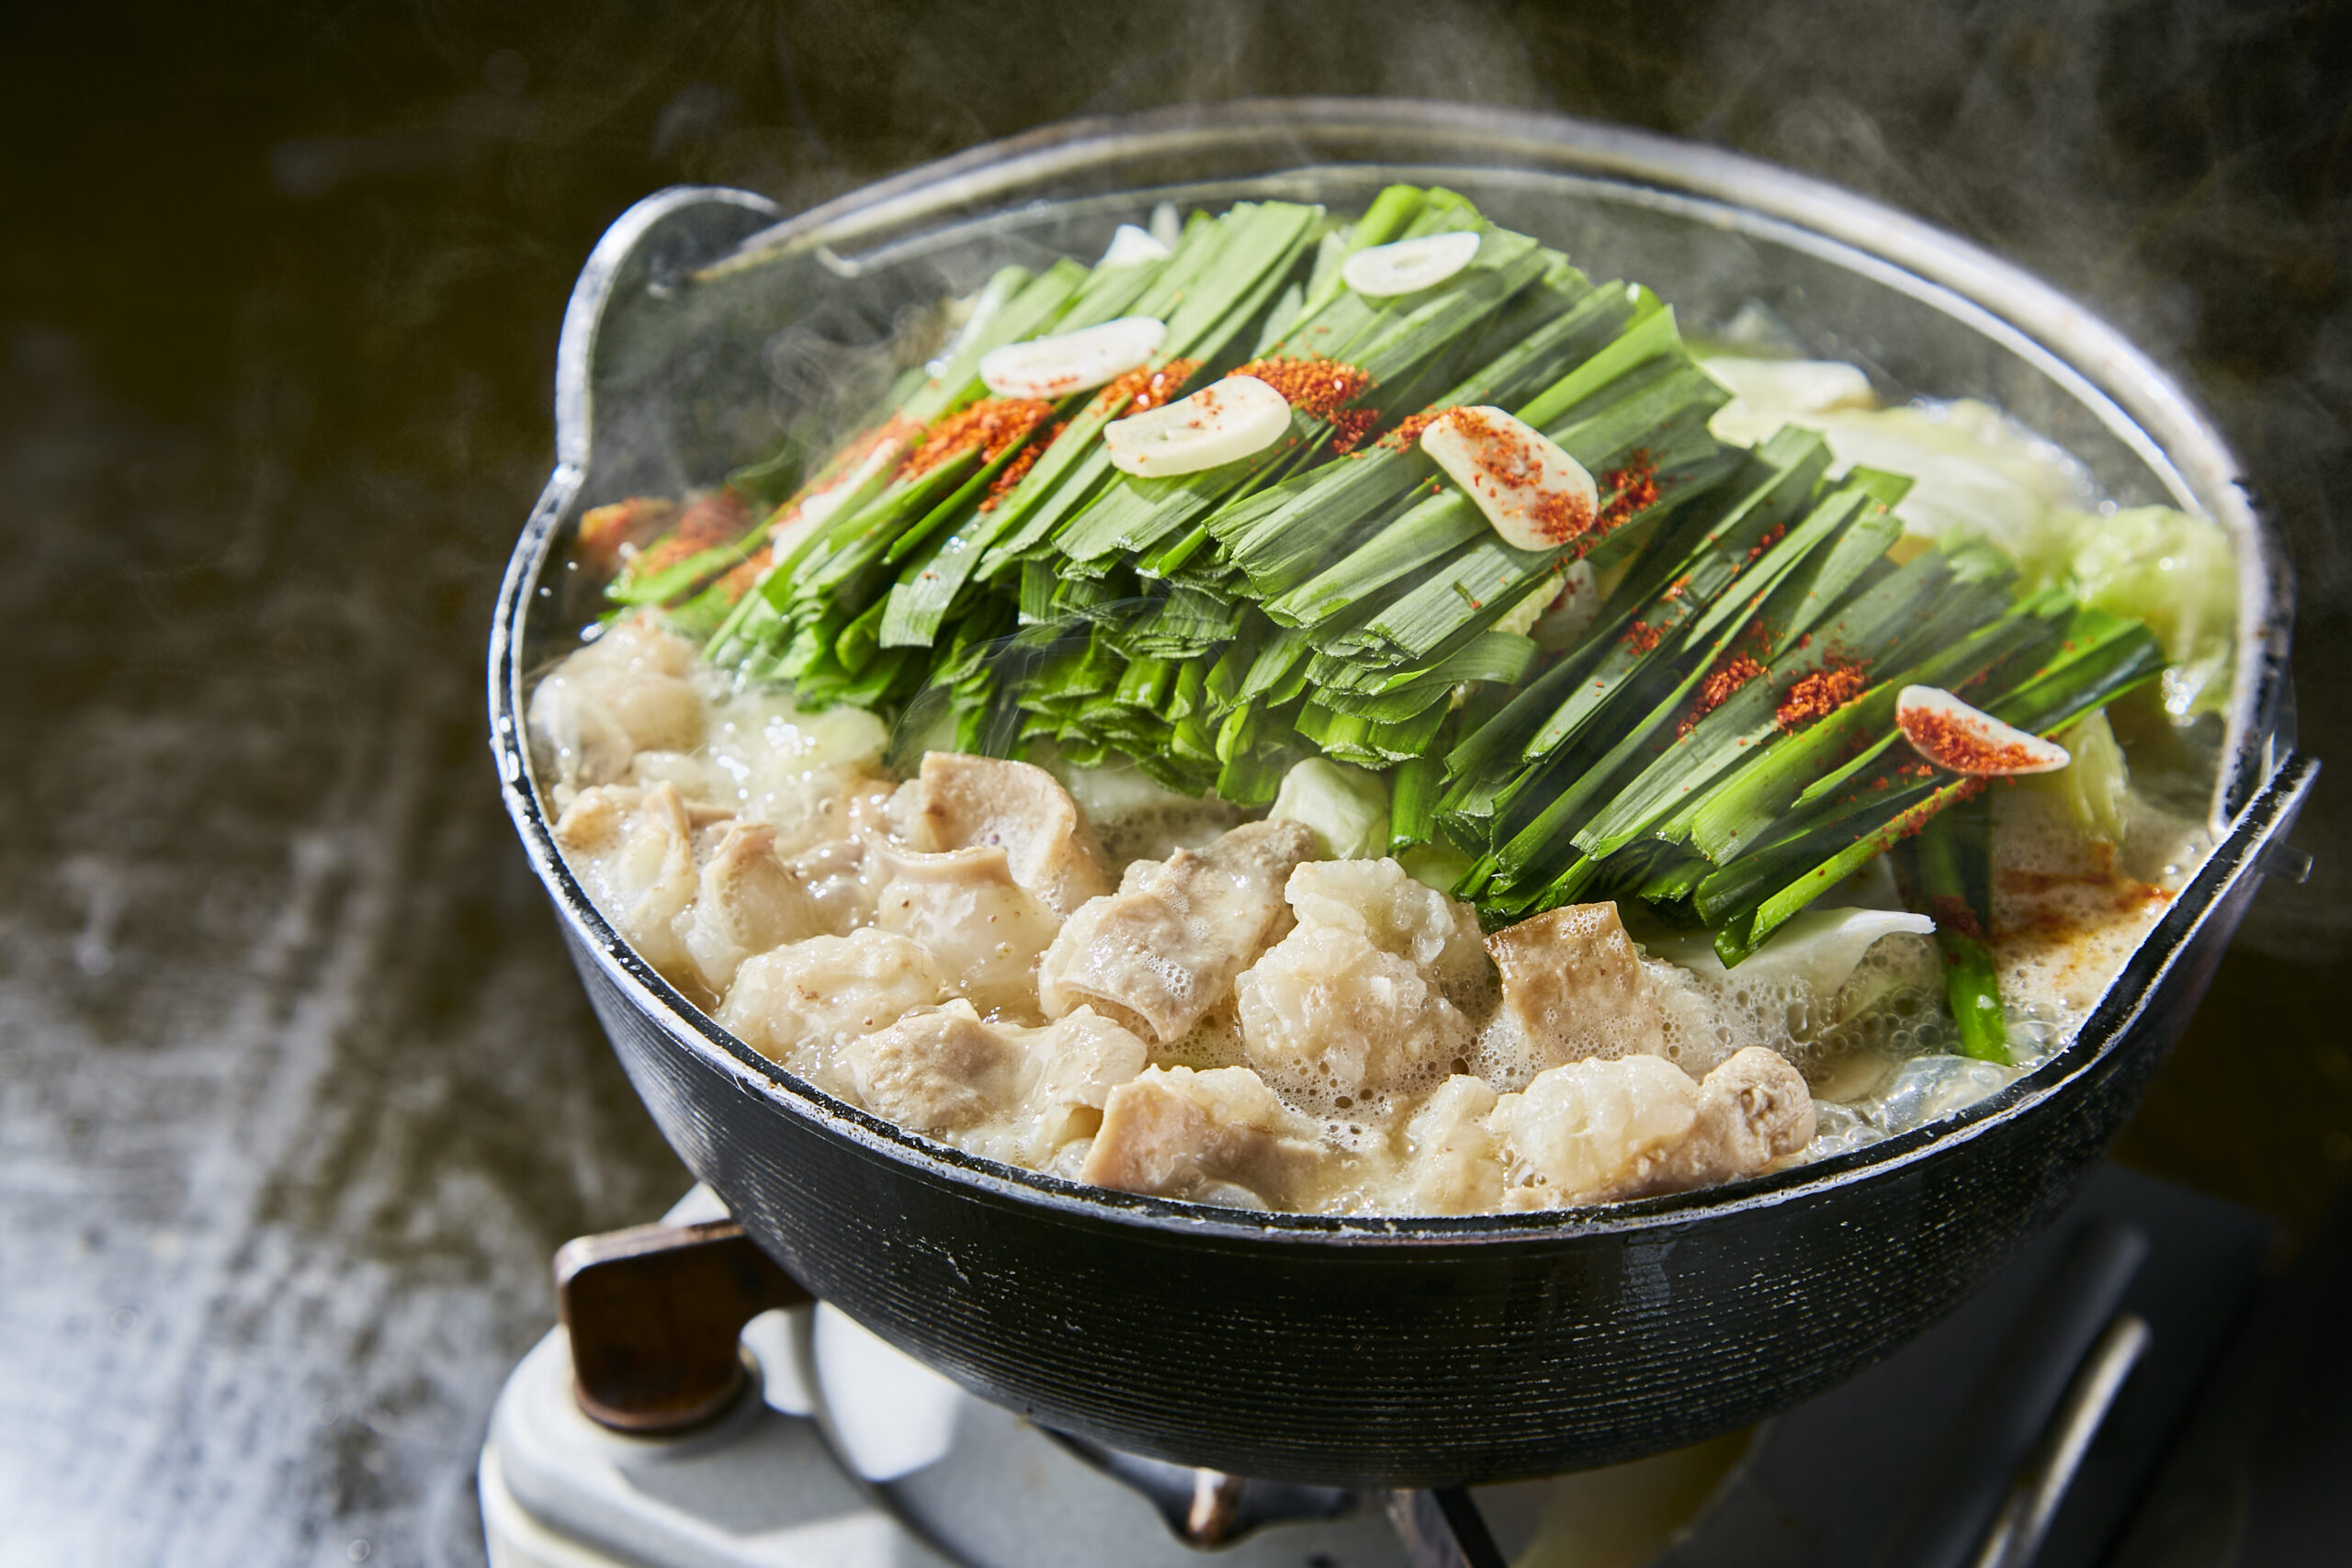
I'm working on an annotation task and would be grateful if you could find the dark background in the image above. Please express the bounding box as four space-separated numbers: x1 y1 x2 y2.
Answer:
3 3 2348 1562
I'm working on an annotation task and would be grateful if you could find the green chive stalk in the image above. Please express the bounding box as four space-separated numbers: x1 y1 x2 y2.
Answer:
638 182 2184 998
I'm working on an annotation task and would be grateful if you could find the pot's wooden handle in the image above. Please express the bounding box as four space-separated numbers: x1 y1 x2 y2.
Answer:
554 1219 812 1434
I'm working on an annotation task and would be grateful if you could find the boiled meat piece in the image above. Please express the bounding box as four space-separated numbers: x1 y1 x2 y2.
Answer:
1485 901 1665 1067
977 1006 1155 1168
1019 1007 1152 1121
552 782 700 987
1285 857 1491 990
841 1000 1152 1167
1657 1046 1815 1190
717 928 948 1091
787 836 878 935
1080 1066 1328 1209
844 1000 1024 1134
527 618 706 803
1238 925 1470 1105
870 841 1064 1022
1236 859 1487 1105
1490 1045 1813 1208
893 753 1112 916
1038 819 1317 1043
675 820 829 994
1396 1075 1506 1215
1491 1053 1698 1206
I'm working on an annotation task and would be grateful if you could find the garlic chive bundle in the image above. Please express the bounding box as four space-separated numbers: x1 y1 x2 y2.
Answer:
684 181 2170 998
1102 375 1291 478
1419 406 1600 551
980 316 1169 400
1340 230 1481 297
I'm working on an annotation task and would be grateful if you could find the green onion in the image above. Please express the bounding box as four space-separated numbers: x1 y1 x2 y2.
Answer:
1895 791 2009 1064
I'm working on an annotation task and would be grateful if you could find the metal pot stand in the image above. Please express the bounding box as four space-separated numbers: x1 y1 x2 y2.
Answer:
482 1162 2268 1568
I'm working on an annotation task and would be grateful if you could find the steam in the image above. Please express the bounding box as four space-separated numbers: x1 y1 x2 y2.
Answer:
552 0 2346 964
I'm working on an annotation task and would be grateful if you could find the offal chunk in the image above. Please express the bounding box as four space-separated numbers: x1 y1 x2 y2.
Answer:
844 1001 1024 1134
527 618 706 803
676 820 829 994
553 783 701 988
717 929 947 1092
1396 1076 1507 1215
1038 819 1317 1043
1236 858 1487 1106
1485 901 1664 1067
1491 1046 1813 1208
1080 1066 1328 1210
895 752 1111 916
871 842 1063 1022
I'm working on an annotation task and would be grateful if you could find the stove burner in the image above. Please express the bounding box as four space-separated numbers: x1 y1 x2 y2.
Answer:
485 1167 2267 1568
1039 1429 1358 1547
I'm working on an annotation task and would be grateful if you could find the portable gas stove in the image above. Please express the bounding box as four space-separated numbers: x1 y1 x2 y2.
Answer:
481 1165 2266 1568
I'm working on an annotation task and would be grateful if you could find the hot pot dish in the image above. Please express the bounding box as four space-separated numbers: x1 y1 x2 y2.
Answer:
525 174 2250 1222
495 105 2308 1484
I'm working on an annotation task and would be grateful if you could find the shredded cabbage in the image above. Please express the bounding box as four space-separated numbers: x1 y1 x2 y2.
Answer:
1703 357 2094 561
1270 758 1390 860
2048 505 2237 716
1398 841 1475 894
2029 708 2131 841
1647 907 1936 1005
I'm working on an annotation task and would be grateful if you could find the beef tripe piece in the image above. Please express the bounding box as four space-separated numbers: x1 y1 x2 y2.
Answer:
1037 819 1317 1043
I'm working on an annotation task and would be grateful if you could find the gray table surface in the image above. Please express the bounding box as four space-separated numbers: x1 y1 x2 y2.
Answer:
5 4 2349 1563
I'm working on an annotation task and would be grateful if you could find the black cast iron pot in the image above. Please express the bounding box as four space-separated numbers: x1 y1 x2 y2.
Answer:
489 100 2313 1487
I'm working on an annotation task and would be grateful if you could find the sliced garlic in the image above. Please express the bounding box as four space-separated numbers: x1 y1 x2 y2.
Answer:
1102 375 1291 479
1098 223 1173 268
1895 685 2071 775
1420 406 1600 552
1340 230 1482 298
979 316 1167 400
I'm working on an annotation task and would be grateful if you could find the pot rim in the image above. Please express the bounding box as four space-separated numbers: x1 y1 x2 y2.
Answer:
490 96 2308 1249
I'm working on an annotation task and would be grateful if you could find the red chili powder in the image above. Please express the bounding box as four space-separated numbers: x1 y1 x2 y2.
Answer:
1232 356 1378 450
1746 523 1787 562
575 496 681 579
1622 618 1664 655
1326 408 1379 453
1733 615 1780 660
977 420 1065 512
1096 358 1202 417
1774 661 1871 730
1233 355 1374 419
614 487 752 578
899 398 1055 482
1689 654 1765 724
1595 449 1661 532
1525 487 1596 544
1382 405 1457 452
709 543 771 606
1898 708 2053 774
